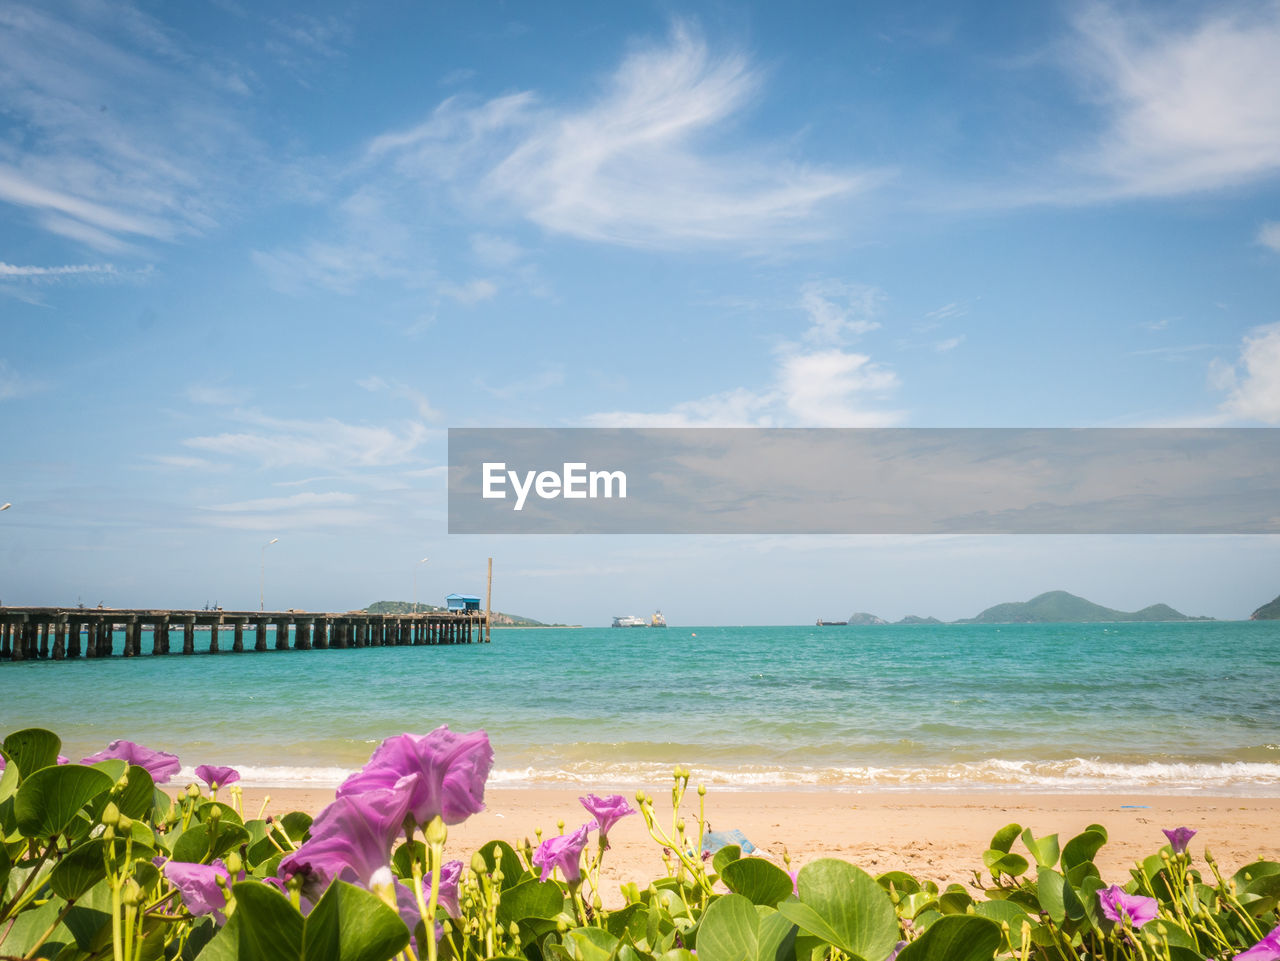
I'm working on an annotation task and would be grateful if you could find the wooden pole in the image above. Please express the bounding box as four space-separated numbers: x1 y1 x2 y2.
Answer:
485 557 493 643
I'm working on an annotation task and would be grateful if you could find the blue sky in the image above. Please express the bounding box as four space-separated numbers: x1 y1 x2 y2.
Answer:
2 0 1280 624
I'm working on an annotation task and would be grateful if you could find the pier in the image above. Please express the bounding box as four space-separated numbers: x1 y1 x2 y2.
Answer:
0 607 491 662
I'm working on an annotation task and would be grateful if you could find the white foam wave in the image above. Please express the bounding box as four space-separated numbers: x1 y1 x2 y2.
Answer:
177 764 355 789
174 758 1280 794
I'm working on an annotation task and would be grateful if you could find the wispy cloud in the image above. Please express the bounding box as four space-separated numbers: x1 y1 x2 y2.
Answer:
1213 322 1280 423
586 279 902 427
0 1 259 252
1066 2 1280 198
258 19 882 292
934 335 965 353
1259 220 1280 254
0 358 46 400
183 409 433 469
0 262 119 279
482 22 879 247
356 376 440 421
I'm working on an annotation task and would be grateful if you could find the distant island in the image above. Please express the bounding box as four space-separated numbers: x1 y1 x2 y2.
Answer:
1252 594 1280 620
955 590 1210 624
823 590 1213 626
364 600 570 627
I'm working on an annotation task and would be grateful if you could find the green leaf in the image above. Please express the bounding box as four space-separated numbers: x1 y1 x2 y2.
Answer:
279 811 313 841
15 764 114 838
1019 829 1059 869
973 899 1031 951
896 915 1001 961
1061 830 1106 872
115 765 157 820
475 839 527 890
876 872 921 896
777 859 899 961
696 895 758 961
198 881 305 961
50 838 110 900
563 926 621 961
721 858 796 906
495 878 565 925
196 800 244 826
989 823 1021 854
303 878 409 961
981 850 1028 879
173 822 250 864
2 728 61 781
713 845 743 876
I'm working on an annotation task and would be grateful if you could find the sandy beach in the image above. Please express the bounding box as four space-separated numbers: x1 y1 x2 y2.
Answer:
234 786 1280 897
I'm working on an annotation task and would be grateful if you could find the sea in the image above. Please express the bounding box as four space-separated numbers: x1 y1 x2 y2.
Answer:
2 621 1278 795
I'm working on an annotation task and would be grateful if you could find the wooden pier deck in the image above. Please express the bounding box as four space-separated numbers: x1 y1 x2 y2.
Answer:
0 607 490 661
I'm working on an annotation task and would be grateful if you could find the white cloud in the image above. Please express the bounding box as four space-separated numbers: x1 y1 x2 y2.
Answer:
485 22 876 246
203 491 357 512
934 335 965 352
0 261 118 279
357 376 440 421
183 409 432 469
1070 2 1280 197
0 358 45 400
441 278 497 304
0 2 259 251
798 281 882 345
1214 322 1280 422
1259 221 1280 254
587 278 902 427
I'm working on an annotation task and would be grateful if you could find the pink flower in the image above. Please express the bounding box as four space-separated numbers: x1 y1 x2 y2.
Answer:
1098 885 1158 928
82 740 181 784
533 822 593 883
163 859 231 923
1161 826 1196 854
336 727 493 828
279 787 411 902
1238 926 1280 960
195 764 240 790
578 794 636 838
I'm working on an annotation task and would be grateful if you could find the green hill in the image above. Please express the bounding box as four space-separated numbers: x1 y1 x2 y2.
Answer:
364 600 552 627
957 590 1209 624
1252 594 1280 620
896 615 942 625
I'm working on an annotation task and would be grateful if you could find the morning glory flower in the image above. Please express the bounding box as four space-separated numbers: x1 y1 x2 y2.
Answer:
195 764 241 791
336 726 493 827
163 859 231 923
579 793 636 839
533 822 593 883
279 787 411 901
82 740 182 784
1097 885 1158 928
1162 826 1196 854
395 860 464 926
1237 926 1280 960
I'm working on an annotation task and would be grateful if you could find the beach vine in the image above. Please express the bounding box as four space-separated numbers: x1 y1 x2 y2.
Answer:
0 725 1278 961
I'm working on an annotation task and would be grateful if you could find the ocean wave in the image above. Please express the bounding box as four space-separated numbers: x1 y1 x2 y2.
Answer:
171 757 1280 794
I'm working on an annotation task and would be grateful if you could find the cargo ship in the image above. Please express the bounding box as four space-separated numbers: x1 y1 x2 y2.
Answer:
612 610 668 628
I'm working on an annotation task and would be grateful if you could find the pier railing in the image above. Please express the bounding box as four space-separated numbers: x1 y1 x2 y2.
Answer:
0 607 490 661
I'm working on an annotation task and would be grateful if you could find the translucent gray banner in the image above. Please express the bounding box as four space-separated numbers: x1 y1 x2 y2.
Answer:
447 428 1280 534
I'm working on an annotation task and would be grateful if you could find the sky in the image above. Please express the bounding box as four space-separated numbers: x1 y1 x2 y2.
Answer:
2 0 1279 625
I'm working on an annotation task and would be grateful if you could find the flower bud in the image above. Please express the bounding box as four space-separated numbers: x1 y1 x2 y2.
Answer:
225 851 243 876
186 783 200 798
122 879 141 907
697 784 706 796
556 818 565 832
101 801 120 827
370 866 398 912
509 922 520 939
208 805 222 822
471 851 489 876
116 814 133 832
425 815 448 846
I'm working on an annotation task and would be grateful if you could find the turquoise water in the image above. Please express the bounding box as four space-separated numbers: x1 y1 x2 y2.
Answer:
2 621 1279 793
